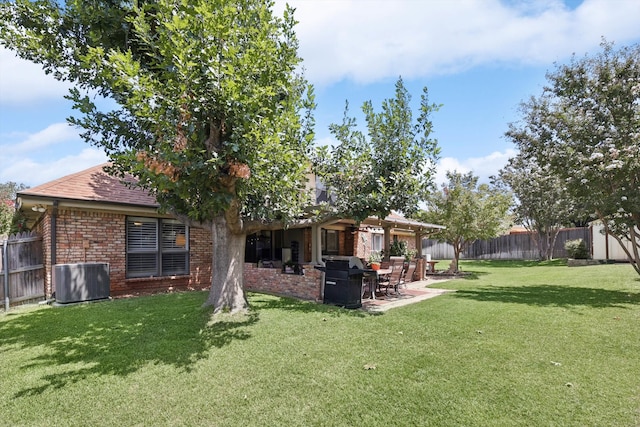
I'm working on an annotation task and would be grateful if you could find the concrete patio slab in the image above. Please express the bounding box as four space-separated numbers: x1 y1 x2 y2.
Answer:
361 278 455 312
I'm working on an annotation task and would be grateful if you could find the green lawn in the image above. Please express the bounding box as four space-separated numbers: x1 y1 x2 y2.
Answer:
1 260 639 426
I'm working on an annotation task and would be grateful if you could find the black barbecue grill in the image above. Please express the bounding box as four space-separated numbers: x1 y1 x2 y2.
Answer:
316 259 365 309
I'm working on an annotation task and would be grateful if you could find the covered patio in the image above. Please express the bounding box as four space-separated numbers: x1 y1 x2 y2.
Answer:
244 213 446 307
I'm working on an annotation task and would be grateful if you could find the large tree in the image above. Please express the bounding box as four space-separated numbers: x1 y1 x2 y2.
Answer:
498 153 582 260
417 171 512 273
1 0 315 313
314 77 441 223
507 41 640 274
1 1 442 314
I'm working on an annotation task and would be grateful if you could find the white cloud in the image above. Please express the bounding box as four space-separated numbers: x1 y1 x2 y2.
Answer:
435 149 517 187
277 0 640 86
2 123 80 155
1 148 108 188
0 48 71 105
0 122 107 187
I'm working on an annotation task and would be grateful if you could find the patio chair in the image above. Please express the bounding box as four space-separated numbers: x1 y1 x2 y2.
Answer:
380 263 404 295
405 261 417 283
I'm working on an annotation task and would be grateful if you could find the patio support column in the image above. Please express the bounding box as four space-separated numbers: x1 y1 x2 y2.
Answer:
415 232 423 258
311 224 321 264
417 233 425 281
312 224 325 301
383 226 391 261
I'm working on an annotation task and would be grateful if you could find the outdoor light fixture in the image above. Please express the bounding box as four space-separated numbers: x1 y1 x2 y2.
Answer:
31 205 46 213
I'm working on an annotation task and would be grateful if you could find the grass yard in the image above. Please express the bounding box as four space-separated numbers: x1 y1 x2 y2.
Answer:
1 260 639 426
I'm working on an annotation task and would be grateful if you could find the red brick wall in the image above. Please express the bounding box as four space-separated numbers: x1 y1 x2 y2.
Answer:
244 263 322 302
41 208 212 297
393 234 417 252
37 207 323 302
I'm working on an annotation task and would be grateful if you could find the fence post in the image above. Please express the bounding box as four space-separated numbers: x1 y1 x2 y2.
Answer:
3 239 8 311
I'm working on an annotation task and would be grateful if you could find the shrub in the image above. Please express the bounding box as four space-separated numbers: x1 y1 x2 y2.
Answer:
564 239 589 259
389 240 408 257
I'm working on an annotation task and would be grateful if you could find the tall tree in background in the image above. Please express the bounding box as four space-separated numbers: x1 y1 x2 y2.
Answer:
0 0 315 313
417 171 512 273
498 151 582 260
507 41 640 274
0 182 28 236
314 77 441 223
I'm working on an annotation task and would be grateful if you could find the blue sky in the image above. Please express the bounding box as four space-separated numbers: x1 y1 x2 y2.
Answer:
2 0 640 188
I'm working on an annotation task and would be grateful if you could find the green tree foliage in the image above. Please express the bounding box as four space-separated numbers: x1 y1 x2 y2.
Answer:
0 0 315 313
506 41 640 274
0 182 28 236
417 171 512 273
498 154 583 260
0 201 12 237
314 77 441 223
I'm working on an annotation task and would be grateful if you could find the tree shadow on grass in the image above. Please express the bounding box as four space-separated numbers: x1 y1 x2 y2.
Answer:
453 284 640 309
1 291 371 397
0 292 258 397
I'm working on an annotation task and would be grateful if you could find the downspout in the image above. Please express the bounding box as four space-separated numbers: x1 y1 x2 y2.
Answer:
51 200 58 265
3 239 8 311
50 200 58 298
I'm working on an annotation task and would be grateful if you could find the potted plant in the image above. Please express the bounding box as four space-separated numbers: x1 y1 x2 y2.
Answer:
368 251 382 270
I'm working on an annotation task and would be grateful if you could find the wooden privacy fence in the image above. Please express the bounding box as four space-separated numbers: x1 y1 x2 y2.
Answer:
423 227 592 261
1 231 45 311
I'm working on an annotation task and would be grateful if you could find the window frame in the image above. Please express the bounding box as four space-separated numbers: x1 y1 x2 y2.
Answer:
371 234 383 252
321 229 340 255
126 217 189 278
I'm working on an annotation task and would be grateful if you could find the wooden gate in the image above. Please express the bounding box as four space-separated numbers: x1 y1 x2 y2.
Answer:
1 231 45 311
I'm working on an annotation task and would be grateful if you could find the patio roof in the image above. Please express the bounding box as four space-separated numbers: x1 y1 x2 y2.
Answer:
359 212 445 235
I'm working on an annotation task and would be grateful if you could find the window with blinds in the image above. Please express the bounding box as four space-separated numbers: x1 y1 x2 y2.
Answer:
126 217 189 278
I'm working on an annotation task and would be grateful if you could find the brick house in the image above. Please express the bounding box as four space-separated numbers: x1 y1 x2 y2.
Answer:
16 164 443 302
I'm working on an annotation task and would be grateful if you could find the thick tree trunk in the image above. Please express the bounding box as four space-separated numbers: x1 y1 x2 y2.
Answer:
204 215 249 314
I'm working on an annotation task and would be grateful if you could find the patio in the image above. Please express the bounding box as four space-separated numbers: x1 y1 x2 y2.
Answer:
361 277 454 312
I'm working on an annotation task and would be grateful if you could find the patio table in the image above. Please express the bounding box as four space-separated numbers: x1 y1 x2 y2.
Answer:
362 268 392 300
425 261 439 273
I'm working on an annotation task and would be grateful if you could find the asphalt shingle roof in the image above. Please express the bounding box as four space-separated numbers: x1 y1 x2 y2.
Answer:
19 163 158 208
